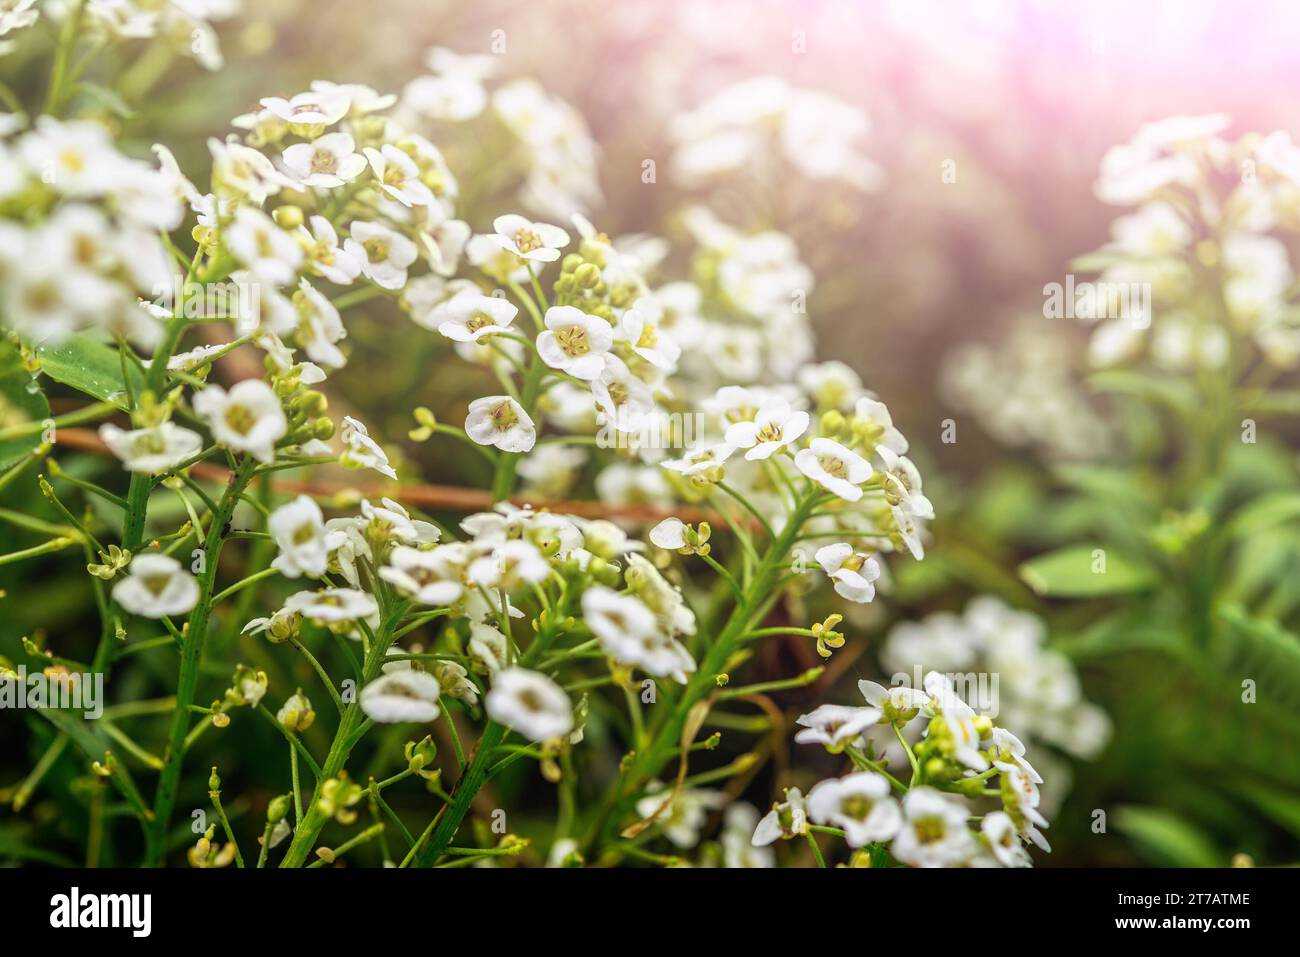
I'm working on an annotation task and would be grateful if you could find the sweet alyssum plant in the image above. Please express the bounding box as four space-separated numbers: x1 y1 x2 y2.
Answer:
0 13 954 867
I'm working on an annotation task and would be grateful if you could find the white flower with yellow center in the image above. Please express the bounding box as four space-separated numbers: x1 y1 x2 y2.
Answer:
486 213 570 264
364 144 434 208
292 279 347 369
282 132 367 189
582 585 695 683
225 206 303 288
98 421 202 474
814 542 881 604
752 787 809 846
725 398 810 460
891 787 976 868
284 587 379 623
795 438 872 502
268 495 328 579
591 355 655 433
793 703 882 751
299 216 361 285
427 291 518 342
876 446 934 520
807 772 902 847
468 540 550 591
537 305 613 380
465 395 536 453
259 90 350 132
112 554 199 619
981 811 1032 868
193 379 287 463
344 220 417 290
378 546 465 606
486 667 573 741
360 671 442 724
618 297 681 371
340 415 397 479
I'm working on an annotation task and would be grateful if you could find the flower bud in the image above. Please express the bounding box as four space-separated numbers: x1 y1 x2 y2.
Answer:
574 262 601 289
267 793 291 824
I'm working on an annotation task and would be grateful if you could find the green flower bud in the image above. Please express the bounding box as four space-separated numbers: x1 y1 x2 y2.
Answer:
574 262 601 289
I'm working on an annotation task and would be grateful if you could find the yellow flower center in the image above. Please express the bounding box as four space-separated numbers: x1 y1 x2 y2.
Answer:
556 325 589 357
513 228 543 253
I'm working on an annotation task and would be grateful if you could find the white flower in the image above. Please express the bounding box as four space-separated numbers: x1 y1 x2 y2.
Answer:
876 447 934 520
468 540 550 591
618 298 681 370
752 787 809 846
486 213 570 263
208 136 296 204
852 396 908 454
591 355 655 432
582 586 695 683
360 671 442 723
426 291 518 342
485 667 573 741
268 495 328 579
807 773 902 847
634 783 727 849
339 415 397 479
284 587 379 623
379 546 465 605
891 787 976 868
722 803 774 868
648 517 688 550
537 305 613 380
226 206 303 288
981 811 1032 868
345 221 417 290
282 132 367 188
112 554 199 619
18 118 124 197
468 621 509 672
193 379 287 463
517 443 586 498
300 216 362 285
814 543 882 604
365 144 434 207
795 438 872 501
98 421 202 474
858 679 928 725
260 90 350 130
793 703 881 751
0 0 38 36
465 395 536 453
291 279 347 369
725 399 810 460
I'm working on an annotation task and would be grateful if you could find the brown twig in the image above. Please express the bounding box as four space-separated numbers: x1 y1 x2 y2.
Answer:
49 427 725 525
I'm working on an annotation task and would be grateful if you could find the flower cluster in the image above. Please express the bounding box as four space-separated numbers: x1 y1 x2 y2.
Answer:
758 671 1052 867
1084 114 1300 370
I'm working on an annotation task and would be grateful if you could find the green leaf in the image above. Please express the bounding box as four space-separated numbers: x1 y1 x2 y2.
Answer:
1225 491 1300 540
1087 369 1198 416
1236 781 1300 840
73 81 137 120
1111 806 1221 867
0 340 51 470
37 333 143 406
1019 544 1157 598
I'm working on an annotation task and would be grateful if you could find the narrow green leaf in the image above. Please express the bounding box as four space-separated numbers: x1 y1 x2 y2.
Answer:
37 333 144 406
1019 544 1156 598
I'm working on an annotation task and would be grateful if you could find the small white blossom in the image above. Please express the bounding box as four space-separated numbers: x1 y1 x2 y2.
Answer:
193 379 288 463
891 787 976 868
795 438 872 502
486 213 570 263
360 671 442 724
807 772 902 847
485 667 573 741
725 399 810 460
282 132 367 188
340 415 397 479
815 543 882 604
345 220 417 290
112 554 199 619
268 495 329 579
465 395 536 453
364 144 434 207
793 703 881 751
98 422 202 474
537 305 614 380
426 291 518 342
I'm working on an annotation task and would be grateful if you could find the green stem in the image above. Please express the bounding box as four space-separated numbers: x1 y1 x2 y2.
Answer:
143 456 257 865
